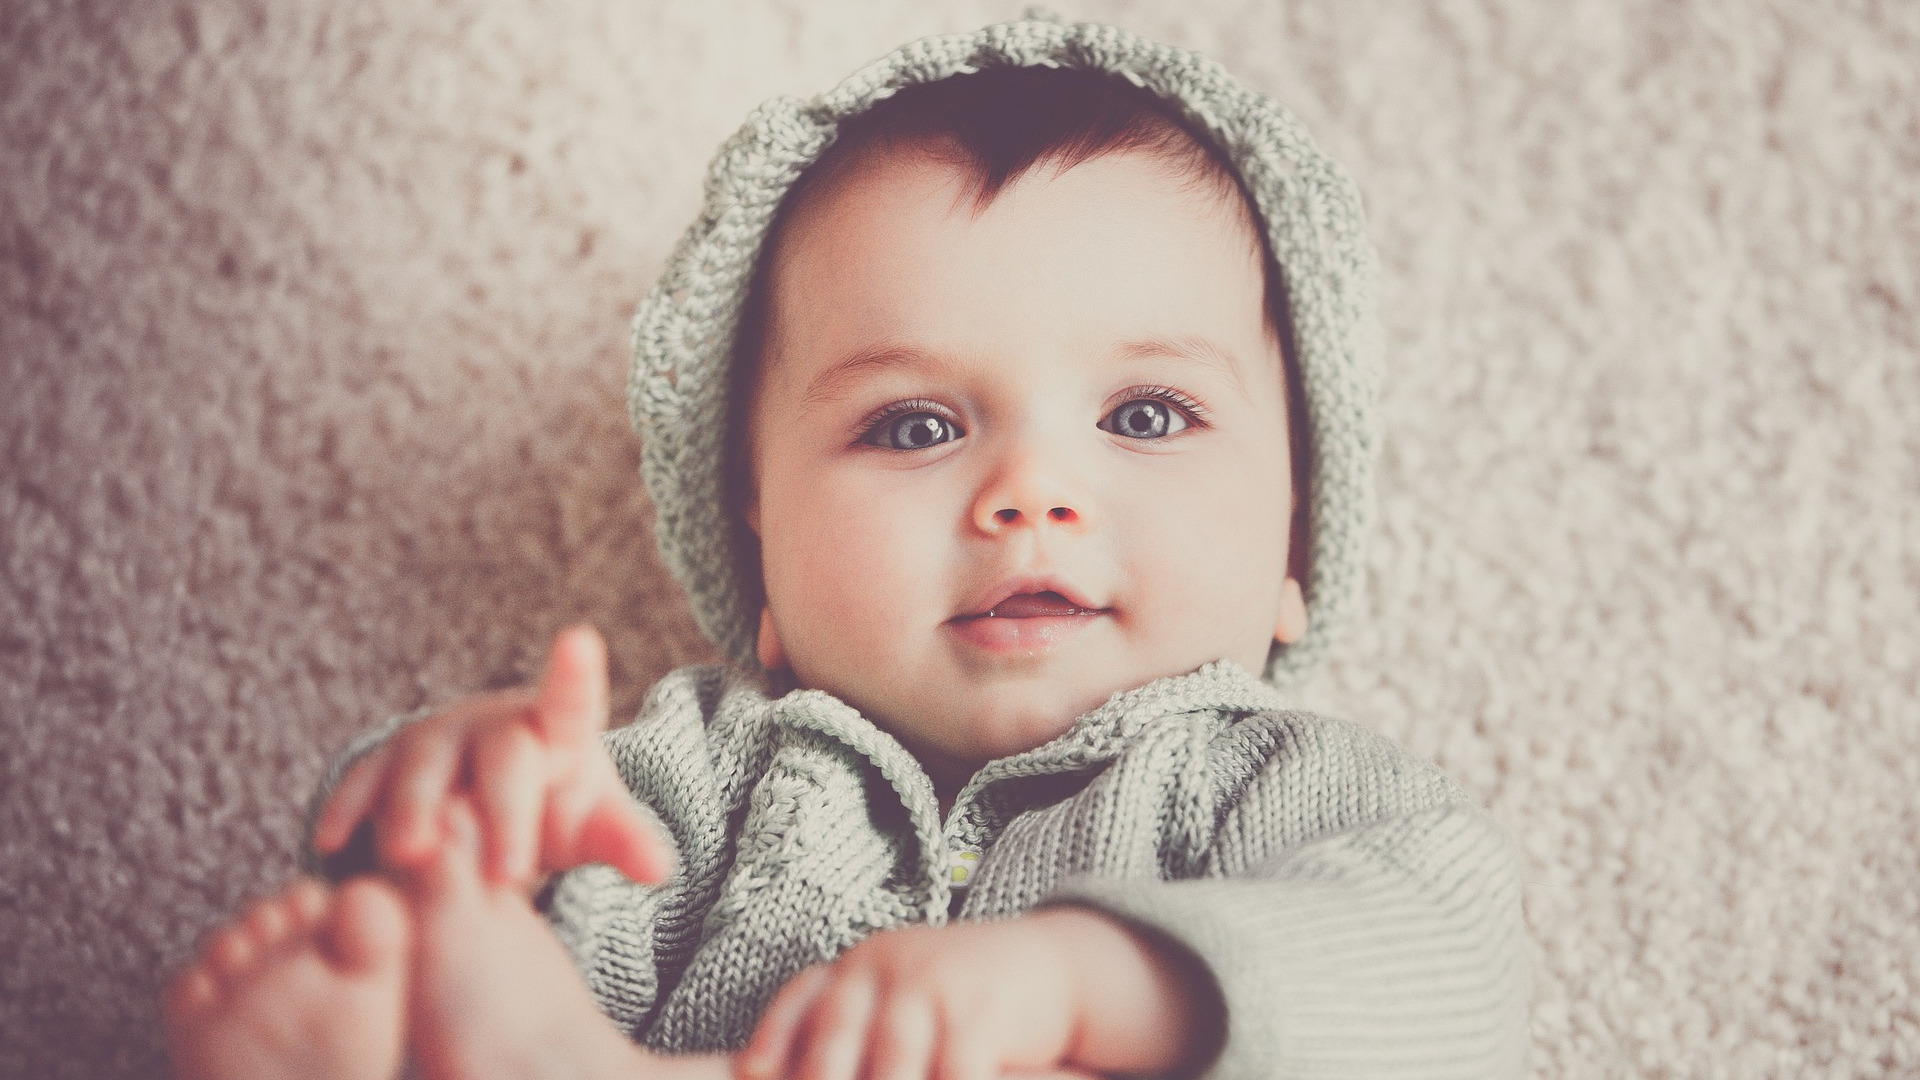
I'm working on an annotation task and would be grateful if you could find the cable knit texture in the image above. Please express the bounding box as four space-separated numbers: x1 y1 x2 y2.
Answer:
628 9 1379 689
512 661 1529 1077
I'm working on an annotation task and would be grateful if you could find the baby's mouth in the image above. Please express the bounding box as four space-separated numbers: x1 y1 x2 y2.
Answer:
947 588 1112 654
968 591 1105 619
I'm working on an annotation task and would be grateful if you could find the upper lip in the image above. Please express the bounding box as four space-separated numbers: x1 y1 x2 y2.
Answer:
951 575 1110 620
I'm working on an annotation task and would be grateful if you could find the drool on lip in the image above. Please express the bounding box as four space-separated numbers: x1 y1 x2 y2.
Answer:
968 591 1104 619
947 591 1111 653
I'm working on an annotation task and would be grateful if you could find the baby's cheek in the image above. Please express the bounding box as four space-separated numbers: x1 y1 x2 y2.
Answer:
1137 471 1287 635
770 478 949 639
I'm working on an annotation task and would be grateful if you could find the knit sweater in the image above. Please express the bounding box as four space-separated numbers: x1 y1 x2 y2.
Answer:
310 660 1527 1078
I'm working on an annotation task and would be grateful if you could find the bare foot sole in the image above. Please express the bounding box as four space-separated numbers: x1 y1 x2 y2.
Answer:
406 801 711 1080
166 876 409 1080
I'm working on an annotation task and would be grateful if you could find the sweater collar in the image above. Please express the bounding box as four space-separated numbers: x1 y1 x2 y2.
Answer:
760 658 1289 807
752 660 1288 920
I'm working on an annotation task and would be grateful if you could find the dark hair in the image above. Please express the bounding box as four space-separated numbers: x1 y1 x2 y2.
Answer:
727 66 1310 607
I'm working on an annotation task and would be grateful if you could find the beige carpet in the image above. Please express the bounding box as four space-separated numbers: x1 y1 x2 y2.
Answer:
4 2 1917 1077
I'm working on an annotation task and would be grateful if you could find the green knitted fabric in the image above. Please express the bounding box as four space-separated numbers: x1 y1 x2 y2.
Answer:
545 660 1528 1077
302 667 1529 1077
628 10 1379 689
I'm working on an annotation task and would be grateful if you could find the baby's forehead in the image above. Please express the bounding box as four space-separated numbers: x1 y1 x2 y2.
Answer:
799 137 1257 236
755 142 1279 361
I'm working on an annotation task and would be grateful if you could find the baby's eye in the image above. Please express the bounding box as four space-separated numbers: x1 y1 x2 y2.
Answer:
862 410 962 450
1100 398 1191 440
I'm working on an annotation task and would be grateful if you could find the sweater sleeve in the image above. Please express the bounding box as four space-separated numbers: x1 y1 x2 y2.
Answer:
1045 719 1529 1080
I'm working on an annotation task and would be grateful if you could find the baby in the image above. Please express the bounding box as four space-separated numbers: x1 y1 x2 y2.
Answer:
166 14 1527 1080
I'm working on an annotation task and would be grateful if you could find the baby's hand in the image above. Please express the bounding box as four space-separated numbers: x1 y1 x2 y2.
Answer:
735 909 1211 1080
310 625 673 891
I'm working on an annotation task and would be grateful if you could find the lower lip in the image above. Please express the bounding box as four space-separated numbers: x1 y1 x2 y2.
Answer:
945 611 1110 653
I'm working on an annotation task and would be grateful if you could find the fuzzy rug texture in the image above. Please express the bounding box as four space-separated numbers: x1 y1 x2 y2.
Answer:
3 2 1917 1077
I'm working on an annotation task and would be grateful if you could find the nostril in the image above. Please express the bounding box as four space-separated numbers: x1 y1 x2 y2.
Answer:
1048 507 1074 522
995 508 1020 524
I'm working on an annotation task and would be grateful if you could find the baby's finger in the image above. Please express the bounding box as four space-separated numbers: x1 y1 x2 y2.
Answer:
738 965 834 1080
312 746 391 853
867 994 936 1080
375 726 467 867
793 971 878 1080
567 792 677 884
532 625 611 749
548 752 675 882
932 1028 998 1080
470 722 545 885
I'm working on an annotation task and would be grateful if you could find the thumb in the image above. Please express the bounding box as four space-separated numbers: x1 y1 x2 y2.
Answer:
533 624 611 748
572 794 678 885
541 745 677 885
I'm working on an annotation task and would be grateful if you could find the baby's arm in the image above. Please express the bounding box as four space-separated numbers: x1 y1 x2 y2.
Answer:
310 625 674 891
1057 802 1528 1079
735 907 1220 1080
738 714 1527 1080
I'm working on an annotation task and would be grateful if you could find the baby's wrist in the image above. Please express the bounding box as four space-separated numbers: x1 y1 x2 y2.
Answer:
1033 905 1222 1078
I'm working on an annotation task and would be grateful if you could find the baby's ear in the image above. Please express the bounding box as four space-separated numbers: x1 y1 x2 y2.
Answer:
756 606 788 671
1273 578 1308 645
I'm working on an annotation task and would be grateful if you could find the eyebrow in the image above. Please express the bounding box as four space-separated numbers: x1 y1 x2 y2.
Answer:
801 333 1250 408
1113 335 1248 395
802 342 948 409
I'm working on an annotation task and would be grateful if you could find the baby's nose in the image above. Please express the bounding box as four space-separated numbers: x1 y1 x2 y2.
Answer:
989 505 1080 527
971 448 1092 534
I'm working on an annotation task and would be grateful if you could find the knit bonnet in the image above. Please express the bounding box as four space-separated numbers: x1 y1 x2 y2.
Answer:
628 10 1379 690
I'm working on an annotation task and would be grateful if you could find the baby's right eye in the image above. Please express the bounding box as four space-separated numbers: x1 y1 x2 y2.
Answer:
861 409 962 450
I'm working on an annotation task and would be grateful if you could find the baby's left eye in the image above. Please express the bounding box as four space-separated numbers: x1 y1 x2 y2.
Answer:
1099 398 1190 439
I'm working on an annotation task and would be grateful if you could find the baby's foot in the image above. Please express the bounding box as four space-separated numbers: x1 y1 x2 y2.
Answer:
165 876 409 1080
406 801 722 1080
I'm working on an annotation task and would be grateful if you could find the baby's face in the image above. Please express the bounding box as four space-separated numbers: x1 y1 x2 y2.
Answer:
746 145 1302 795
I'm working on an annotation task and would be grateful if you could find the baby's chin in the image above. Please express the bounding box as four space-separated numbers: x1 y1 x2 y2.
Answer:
968 700 1093 759
906 675 1141 759
796 654 1204 773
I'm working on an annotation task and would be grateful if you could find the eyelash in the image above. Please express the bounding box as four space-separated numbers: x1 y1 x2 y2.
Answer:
855 398 957 445
1120 385 1212 430
851 387 1212 446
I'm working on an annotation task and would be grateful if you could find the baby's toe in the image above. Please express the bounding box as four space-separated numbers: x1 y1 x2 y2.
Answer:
240 895 297 953
165 965 223 1019
285 876 330 930
323 876 409 975
191 878 336 1002
202 922 259 982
